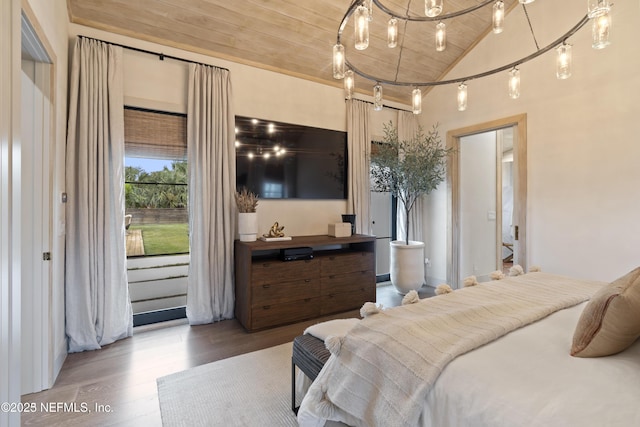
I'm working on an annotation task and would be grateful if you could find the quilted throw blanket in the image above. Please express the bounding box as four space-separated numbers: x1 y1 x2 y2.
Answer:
300 272 604 427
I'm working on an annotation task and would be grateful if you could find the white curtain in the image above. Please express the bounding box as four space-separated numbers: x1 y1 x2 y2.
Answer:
186 64 236 325
65 37 132 353
346 99 372 235
396 110 424 243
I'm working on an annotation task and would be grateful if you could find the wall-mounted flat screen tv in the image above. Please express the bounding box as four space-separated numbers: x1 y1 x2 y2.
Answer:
235 116 348 199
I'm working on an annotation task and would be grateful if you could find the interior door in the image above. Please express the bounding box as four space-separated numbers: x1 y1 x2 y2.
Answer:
20 43 53 393
447 115 527 287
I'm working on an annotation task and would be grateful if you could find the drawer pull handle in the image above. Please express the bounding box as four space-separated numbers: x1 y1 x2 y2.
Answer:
262 284 271 289
304 298 311 302
263 305 271 310
304 279 311 283
262 263 270 268
329 256 335 261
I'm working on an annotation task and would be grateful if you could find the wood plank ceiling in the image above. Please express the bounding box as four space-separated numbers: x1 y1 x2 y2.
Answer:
67 0 520 104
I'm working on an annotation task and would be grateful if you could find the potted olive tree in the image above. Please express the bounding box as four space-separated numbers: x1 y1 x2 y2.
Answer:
235 188 259 241
370 122 452 294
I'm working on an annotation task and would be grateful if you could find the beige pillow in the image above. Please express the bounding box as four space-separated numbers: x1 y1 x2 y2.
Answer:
571 266 640 357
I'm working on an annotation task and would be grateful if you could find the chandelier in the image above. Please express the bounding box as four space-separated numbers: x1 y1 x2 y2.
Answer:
332 0 613 113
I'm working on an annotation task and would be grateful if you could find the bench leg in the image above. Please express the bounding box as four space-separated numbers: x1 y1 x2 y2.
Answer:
292 358 298 414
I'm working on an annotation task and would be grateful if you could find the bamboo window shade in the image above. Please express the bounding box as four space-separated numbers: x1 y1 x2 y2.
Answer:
124 108 187 160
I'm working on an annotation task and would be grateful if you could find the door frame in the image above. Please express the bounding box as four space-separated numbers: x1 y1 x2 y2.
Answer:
446 114 527 286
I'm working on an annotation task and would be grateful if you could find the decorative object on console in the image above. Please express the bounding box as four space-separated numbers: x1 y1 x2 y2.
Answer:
235 187 259 242
332 0 612 111
341 214 357 235
370 122 452 294
260 221 291 241
328 223 352 238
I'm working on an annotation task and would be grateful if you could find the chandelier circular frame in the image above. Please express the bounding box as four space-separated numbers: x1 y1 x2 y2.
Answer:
336 0 591 87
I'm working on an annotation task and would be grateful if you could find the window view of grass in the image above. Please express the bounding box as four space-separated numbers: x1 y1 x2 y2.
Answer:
124 159 189 257
129 223 189 256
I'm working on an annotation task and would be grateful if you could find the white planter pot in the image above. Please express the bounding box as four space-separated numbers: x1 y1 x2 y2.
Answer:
390 240 425 295
238 212 258 242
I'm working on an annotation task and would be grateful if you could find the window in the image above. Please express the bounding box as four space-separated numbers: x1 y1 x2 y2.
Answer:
124 106 189 326
124 107 188 257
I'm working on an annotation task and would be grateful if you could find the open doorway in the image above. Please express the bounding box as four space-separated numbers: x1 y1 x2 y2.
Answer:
447 114 527 287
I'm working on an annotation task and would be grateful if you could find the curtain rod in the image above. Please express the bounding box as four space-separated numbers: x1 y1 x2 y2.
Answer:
78 35 230 72
349 98 412 113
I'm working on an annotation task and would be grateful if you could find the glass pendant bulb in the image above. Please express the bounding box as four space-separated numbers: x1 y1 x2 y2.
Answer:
425 0 443 17
587 0 611 18
508 68 520 99
556 44 572 79
373 84 383 111
518 0 535 4
493 1 505 34
592 10 611 49
388 18 398 48
354 5 369 50
412 88 422 114
435 22 446 52
457 83 467 112
344 70 355 100
332 43 345 79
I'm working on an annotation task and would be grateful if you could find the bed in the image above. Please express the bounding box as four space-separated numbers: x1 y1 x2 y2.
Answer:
296 269 640 427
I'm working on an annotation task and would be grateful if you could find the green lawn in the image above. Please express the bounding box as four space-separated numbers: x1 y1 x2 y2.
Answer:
130 223 189 256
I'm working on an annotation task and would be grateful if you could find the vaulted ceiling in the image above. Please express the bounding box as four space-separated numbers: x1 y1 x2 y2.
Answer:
67 0 520 104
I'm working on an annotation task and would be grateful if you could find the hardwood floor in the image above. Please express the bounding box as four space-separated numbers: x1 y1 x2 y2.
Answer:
21 283 434 426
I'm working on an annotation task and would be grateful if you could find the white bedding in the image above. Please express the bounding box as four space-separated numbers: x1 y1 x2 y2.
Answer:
297 281 640 427
423 301 640 427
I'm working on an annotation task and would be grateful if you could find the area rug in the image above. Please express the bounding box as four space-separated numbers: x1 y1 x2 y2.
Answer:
157 343 298 426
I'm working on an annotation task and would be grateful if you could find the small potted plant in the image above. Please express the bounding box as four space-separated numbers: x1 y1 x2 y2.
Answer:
370 122 452 294
235 188 259 241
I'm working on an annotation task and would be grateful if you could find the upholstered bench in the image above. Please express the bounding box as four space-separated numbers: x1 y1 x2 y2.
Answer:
291 333 330 413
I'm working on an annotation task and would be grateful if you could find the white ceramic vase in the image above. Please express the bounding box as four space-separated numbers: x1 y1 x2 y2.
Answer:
390 240 425 294
238 212 258 242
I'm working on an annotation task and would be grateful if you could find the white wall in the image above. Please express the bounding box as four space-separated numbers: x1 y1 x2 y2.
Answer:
421 0 640 282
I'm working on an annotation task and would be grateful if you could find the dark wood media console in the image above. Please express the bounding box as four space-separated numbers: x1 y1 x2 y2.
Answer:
234 234 376 331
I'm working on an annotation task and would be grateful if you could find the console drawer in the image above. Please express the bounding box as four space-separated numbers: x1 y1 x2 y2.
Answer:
320 252 374 276
252 278 320 306
321 270 375 295
320 288 376 316
251 258 319 284
251 297 321 330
